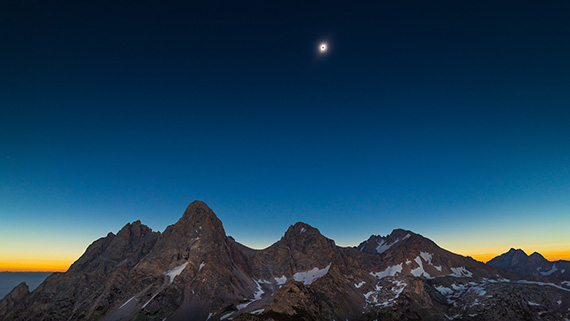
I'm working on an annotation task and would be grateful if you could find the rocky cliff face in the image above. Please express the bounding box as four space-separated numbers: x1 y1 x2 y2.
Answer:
2 201 570 321
487 248 570 281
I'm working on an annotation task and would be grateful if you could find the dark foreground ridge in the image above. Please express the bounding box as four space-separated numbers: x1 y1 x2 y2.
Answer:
2 201 570 320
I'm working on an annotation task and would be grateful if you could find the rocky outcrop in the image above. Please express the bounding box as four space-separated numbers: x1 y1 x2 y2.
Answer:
1 201 569 321
0 282 29 316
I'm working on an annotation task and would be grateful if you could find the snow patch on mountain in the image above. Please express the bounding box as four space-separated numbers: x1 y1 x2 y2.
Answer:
391 280 407 297
435 280 494 305
445 313 461 320
451 283 469 291
364 285 382 301
142 291 161 309
411 256 432 279
355 281 365 288
371 263 403 279
293 263 331 285
375 233 411 254
119 296 135 309
274 275 287 285
236 279 264 310
469 285 486 296
363 280 407 308
417 251 443 272
517 280 570 292
165 262 188 284
420 252 433 264
436 285 453 295
538 264 558 276
449 266 473 278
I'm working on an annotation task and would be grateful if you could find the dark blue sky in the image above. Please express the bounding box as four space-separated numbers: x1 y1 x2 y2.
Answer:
1 1 570 267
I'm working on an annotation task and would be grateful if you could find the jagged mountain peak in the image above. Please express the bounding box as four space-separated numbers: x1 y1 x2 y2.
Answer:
357 228 422 255
157 200 226 246
389 228 416 237
183 199 211 212
529 251 547 261
6 282 29 297
68 219 160 274
507 247 527 255
280 222 336 253
137 201 228 270
180 200 224 232
488 248 530 267
116 219 154 237
285 221 320 236
361 228 412 241
493 249 548 265
280 221 334 244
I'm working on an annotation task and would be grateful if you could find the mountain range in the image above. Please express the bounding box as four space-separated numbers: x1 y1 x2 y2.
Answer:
1 201 569 320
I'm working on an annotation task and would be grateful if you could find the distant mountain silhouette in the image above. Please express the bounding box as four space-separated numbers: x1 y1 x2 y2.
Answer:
2 201 569 320
0 272 51 300
487 248 570 281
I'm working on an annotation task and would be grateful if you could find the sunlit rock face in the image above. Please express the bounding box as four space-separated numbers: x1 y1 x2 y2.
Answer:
2 201 570 321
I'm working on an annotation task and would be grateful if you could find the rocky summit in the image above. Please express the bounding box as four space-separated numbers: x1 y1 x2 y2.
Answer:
2 201 570 321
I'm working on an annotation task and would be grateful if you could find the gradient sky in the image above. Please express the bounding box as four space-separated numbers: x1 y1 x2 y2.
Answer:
1 1 570 271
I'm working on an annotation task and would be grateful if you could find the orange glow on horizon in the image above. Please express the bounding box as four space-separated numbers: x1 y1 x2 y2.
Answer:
541 250 570 262
1 249 569 272
0 259 72 272
469 253 499 263
465 250 570 263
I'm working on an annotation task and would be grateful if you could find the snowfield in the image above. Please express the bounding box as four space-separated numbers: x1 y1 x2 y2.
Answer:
371 263 403 279
165 262 188 284
293 263 331 285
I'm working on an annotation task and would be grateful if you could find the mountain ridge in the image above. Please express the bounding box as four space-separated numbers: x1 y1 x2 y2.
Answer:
2 200 569 321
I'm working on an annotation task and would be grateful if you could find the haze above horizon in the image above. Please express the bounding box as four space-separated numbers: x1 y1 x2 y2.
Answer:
1 1 569 272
